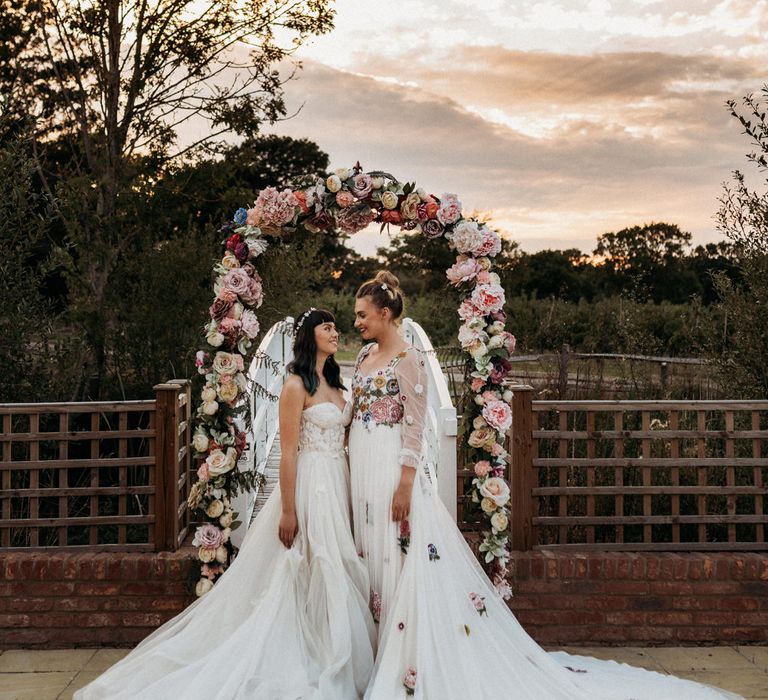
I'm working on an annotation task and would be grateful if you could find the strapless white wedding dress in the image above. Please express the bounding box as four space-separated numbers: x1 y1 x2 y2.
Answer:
75 402 375 700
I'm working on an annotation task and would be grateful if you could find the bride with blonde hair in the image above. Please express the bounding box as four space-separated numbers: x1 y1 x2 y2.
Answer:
346 270 740 700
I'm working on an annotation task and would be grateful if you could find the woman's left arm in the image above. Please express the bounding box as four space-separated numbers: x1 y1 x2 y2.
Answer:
391 349 428 522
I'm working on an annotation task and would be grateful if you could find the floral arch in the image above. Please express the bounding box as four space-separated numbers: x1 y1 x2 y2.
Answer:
187 163 517 598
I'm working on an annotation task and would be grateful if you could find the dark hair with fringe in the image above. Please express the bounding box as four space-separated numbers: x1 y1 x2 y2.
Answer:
355 270 404 320
286 308 346 396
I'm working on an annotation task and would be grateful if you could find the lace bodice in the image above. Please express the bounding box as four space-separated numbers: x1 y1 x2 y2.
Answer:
298 402 345 453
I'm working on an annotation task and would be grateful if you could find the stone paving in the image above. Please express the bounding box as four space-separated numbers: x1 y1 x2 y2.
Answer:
0 646 765 699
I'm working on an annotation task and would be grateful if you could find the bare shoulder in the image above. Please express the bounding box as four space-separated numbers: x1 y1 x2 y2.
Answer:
281 374 307 403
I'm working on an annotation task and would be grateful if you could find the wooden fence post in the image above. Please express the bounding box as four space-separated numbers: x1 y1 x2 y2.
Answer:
154 382 182 552
509 385 535 551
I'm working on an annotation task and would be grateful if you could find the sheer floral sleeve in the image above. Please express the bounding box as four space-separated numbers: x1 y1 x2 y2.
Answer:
394 347 428 468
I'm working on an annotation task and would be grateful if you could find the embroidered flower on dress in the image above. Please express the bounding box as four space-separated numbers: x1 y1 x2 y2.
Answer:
428 543 440 561
370 591 381 624
414 383 424 395
398 621 405 631
469 592 487 616
398 518 411 554
405 415 414 425
403 667 417 695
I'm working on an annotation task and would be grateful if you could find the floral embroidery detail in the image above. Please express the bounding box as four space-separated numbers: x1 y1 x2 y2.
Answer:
398 518 411 554
398 621 405 631
469 592 487 615
405 415 414 425
403 667 417 695
414 383 424 395
370 590 381 624
352 345 410 428
428 543 440 561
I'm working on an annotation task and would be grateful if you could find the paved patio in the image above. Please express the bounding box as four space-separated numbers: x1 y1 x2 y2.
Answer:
0 646 765 699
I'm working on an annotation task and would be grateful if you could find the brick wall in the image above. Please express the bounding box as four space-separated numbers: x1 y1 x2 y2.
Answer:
1 549 766 648
507 551 768 645
0 549 197 649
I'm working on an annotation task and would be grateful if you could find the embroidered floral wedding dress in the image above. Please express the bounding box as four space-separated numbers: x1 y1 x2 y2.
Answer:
347 342 741 700
75 402 375 700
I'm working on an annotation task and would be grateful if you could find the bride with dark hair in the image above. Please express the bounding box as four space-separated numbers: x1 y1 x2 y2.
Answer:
75 308 375 700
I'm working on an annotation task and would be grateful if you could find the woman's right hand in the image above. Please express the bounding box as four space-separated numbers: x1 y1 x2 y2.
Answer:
278 510 298 548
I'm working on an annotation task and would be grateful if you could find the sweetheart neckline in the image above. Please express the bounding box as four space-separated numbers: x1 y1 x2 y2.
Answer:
303 401 344 414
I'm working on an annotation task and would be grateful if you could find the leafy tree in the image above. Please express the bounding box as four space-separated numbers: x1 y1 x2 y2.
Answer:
3 0 335 398
709 86 768 397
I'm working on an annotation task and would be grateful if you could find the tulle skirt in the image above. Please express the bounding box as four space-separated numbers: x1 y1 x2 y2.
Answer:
349 421 742 700
75 445 375 700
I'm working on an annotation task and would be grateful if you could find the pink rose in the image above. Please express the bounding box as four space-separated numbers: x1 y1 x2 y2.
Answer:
218 317 241 333
217 288 237 303
502 331 516 354
481 390 500 404
483 399 512 433
476 228 502 257
351 173 372 199
241 310 260 339
471 283 505 314
221 268 252 299
192 523 224 550
336 190 356 208
474 460 491 477
470 377 486 393
422 218 444 239
210 297 233 321
446 256 480 286
246 207 259 226
197 462 210 482
476 270 491 284
458 299 482 321
437 193 462 225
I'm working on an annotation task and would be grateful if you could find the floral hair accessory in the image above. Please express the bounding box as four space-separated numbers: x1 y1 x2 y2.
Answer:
295 307 316 334
381 283 388 290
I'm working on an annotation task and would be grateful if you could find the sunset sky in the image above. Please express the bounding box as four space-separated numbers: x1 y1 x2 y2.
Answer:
260 0 767 256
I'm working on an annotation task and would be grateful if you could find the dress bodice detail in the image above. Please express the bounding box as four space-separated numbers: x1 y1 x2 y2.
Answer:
298 403 345 453
351 344 409 429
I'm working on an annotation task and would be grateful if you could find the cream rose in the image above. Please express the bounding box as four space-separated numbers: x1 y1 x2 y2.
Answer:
195 578 214 596
201 386 217 402
212 352 239 376
219 511 234 528
326 175 342 193
480 497 497 514
380 190 399 210
206 329 224 347
192 431 209 453
468 426 495 449
371 176 384 190
222 251 240 269
198 546 216 563
202 400 218 416
491 512 509 532
487 334 504 350
217 381 239 404
206 447 237 477
214 545 228 564
334 167 352 180
416 187 429 202
479 477 510 507
206 499 225 518
473 415 488 429
400 192 421 220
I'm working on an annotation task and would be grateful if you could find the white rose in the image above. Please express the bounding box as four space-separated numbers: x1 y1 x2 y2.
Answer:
214 545 228 563
473 415 488 429
416 187 429 202
481 497 496 514
450 220 483 254
380 190 398 210
479 477 511 508
326 175 342 193
502 390 513 403
219 511 234 528
212 352 239 375
217 381 239 403
488 321 505 336
221 527 232 543
221 251 240 269
192 432 209 453
206 499 224 518
206 447 237 477
468 340 488 359
195 578 214 596
487 335 504 350
201 386 217 402
491 512 509 532
246 238 269 258
334 167 351 180
198 546 216 563
371 176 384 189
202 400 219 415
489 272 501 285
206 330 224 347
